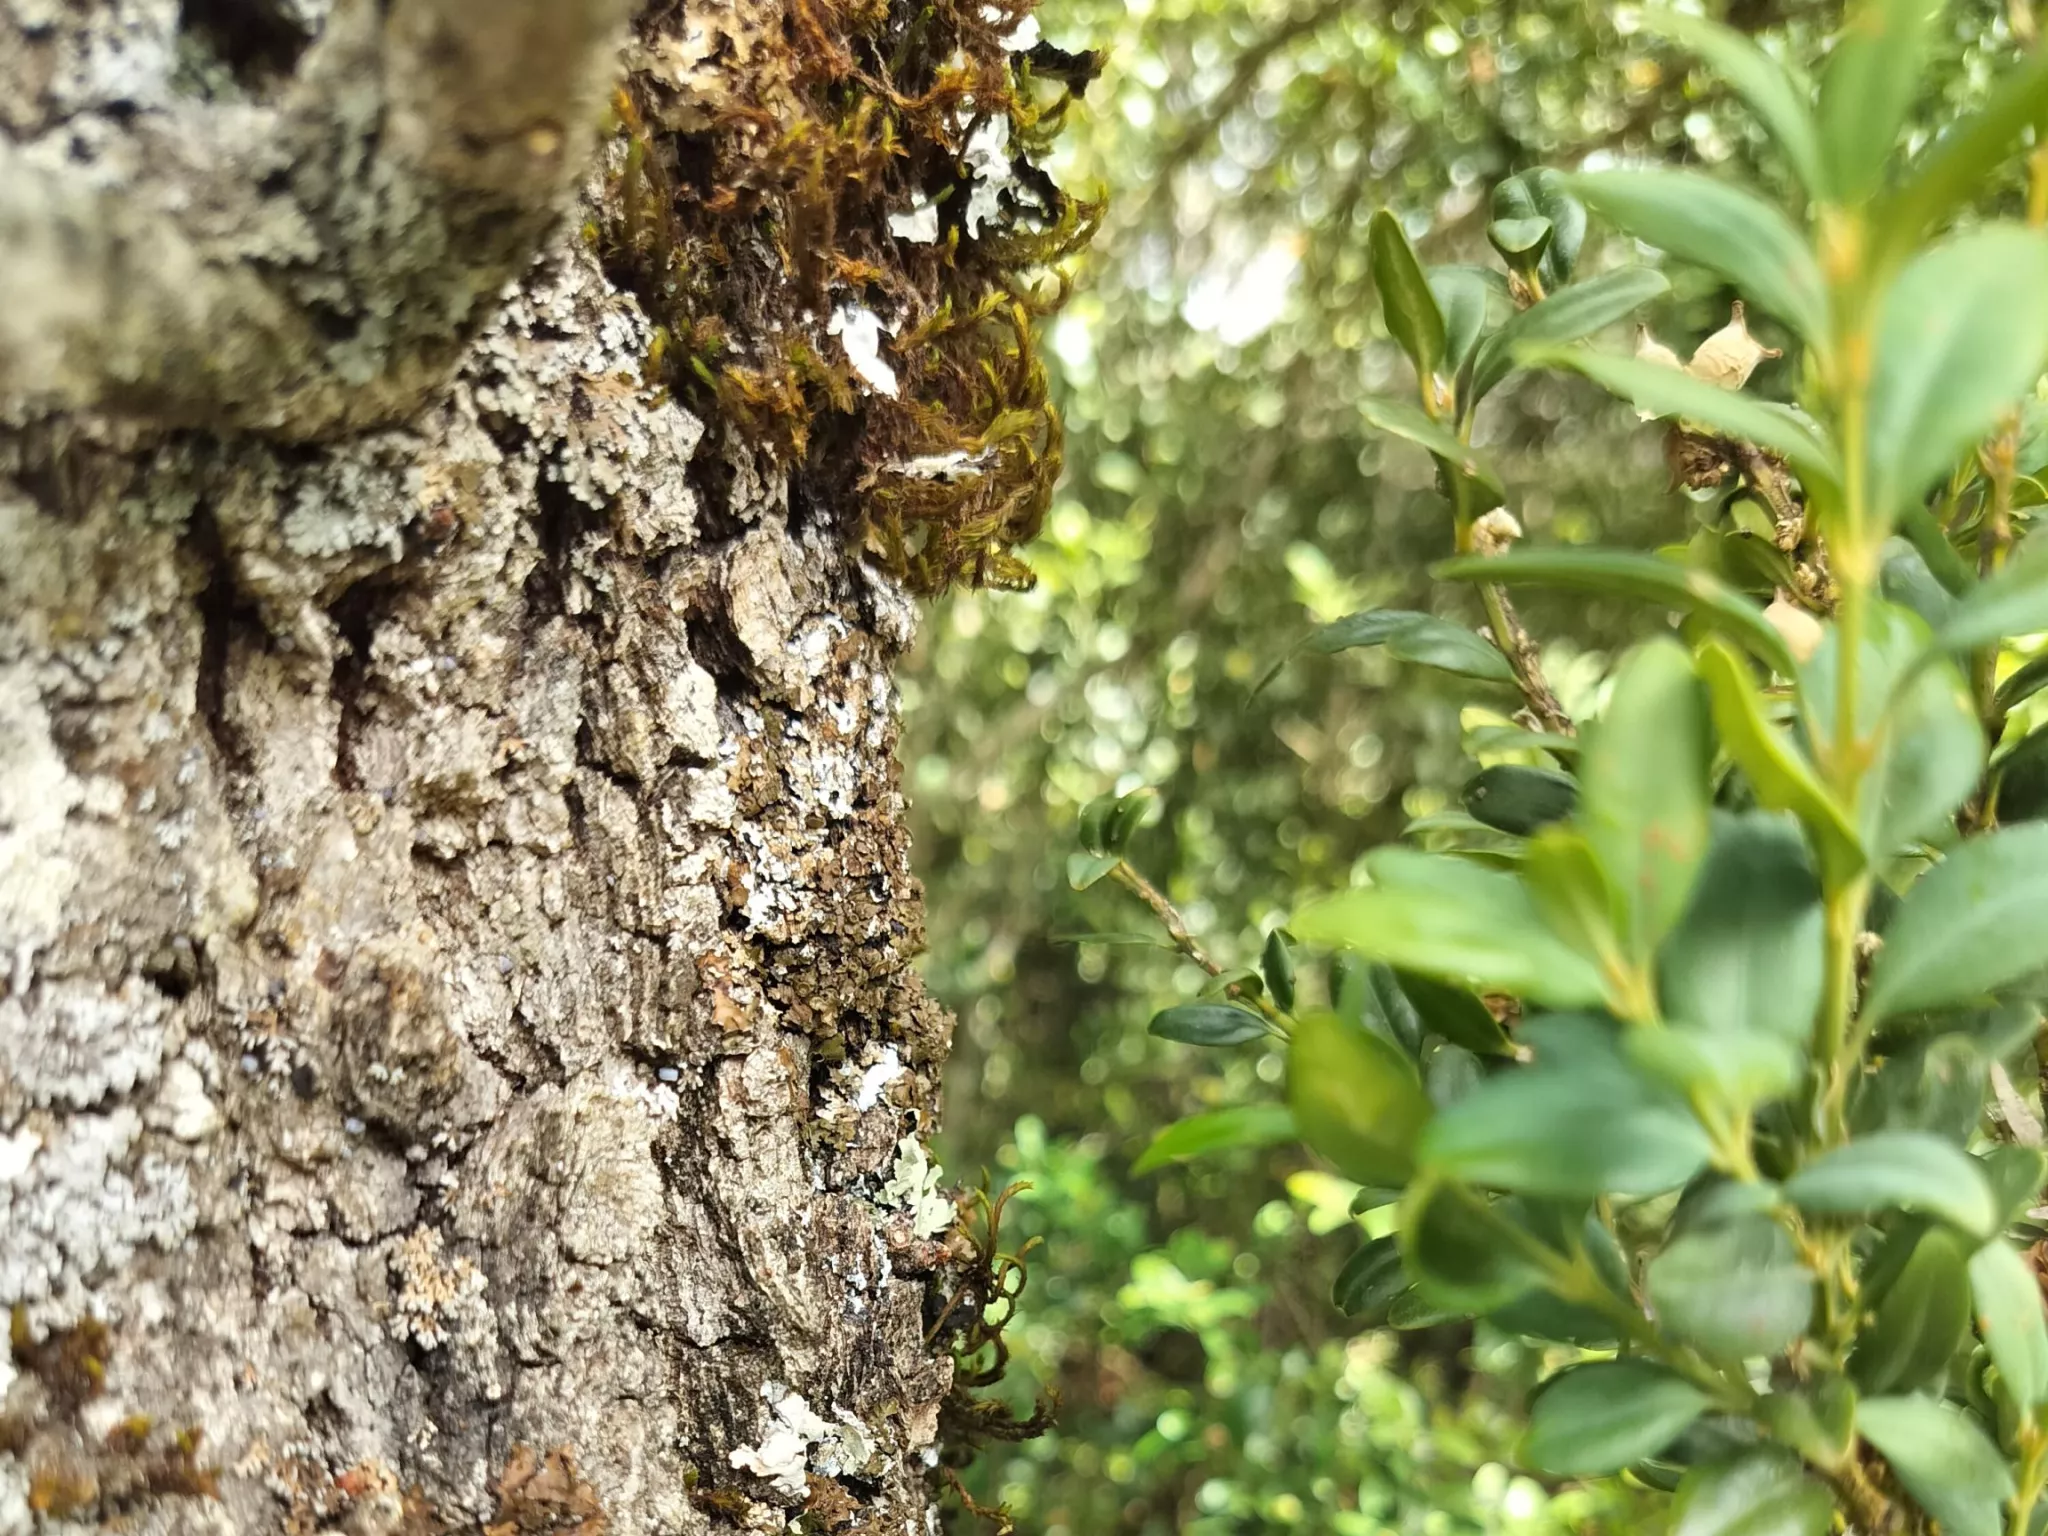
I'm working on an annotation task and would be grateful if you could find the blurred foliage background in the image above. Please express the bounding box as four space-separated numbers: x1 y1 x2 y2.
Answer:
905 1 2022 1530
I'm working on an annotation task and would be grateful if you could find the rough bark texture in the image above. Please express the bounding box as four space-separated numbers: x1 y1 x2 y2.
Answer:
0 3 998 1531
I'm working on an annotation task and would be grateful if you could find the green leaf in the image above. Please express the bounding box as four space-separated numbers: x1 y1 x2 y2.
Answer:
1288 1009 1434 1187
1486 1287 1619 1349
1522 827 1625 973
1261 929 1296 1013
1883 47 2048 256
1429 265 1501 381
1639 12 1823 195
1292 854 1609 1007
1419 1015 1711 1197
1132 1103 1298 1174
1659 813 1824 1043
1488 215 1554 262
1851 1034 1991 1142
1857 1394 2014 1536
1569 170 1826 340
1404 810 1504 840
1898 502 1978 594
1756 1381 1859 1474
1798 601 1981 856
1462 764 1577 835
1432 547 1795 674
1864 824 2048 1023
1931 538 2048 654
1370 210 1448 385
1670 1450 1833 1536
1066 850 1121 889
1467 723 1580 759
1783 1131 1998 1237
1579 638 1711 957
1521 1360 1709 1477
1817 0 1942 204
1076 794 1116 853
1850 1224 1973 1393
1398 1176 1541 1313
1303 608 1435 653
1358 394 1507 501
1470 265 1671 402
1970 1238 2048 1413
1148 1001 1268 1047
1863 649 1983 857
1100 788 1157 853
1678 1178 1788 1230
1493 168 1586 291
1386 1288 1461 1329
1383 615 1519 683
1698 640 1863 883
1332 1235 1408 1323
1525 348 1838 489
1626 1026 1802 1113
1647 1216 1815 1362
1868 228 2048 527
1396 971 1515 1058
1048 931 1174 948
1981 1143 2046 1228
1284 605 1518 687
1996 651 2048 711
1880 538 1957 628
1363 962 1426 1057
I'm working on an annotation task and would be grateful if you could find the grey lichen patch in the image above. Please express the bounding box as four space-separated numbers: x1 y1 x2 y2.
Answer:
2 979 167 1111
0 1107 196 1317
0 662 80 958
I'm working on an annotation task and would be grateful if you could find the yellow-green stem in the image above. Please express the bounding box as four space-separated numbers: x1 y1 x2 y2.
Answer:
1814 875 1870 1145
1813 284 1875 1151
2011 1425 2048 1536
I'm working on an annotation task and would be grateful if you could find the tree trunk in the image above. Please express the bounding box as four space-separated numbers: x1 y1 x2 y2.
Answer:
0 2 1077 1530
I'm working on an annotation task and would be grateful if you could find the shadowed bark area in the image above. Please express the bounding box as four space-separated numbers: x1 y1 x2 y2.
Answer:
0 0 1079 1528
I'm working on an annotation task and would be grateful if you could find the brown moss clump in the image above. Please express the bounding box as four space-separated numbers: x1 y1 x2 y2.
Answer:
929 1180 1054 1506
598 0 1100 592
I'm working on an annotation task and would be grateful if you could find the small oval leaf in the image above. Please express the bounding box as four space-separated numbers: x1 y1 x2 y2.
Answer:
1148 1002 1268 1047
1857 1394 2014 1536
1671 1450 1833 1536
1132 1103 1298 1174
1783 1131 1998 1237
1863 823 2048 1024
1462 764 1578 835
1287 1010 1433 1187
1522 1360 1709 1476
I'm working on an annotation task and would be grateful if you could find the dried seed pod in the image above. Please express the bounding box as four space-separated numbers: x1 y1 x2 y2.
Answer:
1765 593 1825 664
1470 507 1524 555
1685 301 1782 392
1633 324 1684 420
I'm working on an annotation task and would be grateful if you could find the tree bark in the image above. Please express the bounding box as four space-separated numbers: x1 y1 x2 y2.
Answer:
0 1 1067 1529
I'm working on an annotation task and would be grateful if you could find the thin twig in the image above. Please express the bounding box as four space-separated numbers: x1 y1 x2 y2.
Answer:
1109 863 1291 1031
1479 584 1575 736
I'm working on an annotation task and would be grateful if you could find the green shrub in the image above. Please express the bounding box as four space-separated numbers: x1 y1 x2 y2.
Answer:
1088 8 2048 1530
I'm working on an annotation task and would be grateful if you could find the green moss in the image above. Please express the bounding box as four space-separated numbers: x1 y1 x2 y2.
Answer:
596 0 1099 592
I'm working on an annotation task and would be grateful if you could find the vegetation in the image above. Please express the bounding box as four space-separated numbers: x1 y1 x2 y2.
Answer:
912 0 2048 1530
